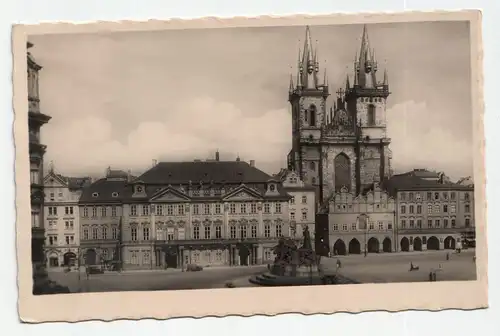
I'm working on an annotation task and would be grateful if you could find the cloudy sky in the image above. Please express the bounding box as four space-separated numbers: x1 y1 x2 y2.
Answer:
29 20 472 181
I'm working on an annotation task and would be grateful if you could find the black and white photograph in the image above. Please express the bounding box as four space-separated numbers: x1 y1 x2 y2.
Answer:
14 11 486 321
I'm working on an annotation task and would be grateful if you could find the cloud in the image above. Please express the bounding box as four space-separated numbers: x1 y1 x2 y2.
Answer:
43 96 291 176
387 100 473 180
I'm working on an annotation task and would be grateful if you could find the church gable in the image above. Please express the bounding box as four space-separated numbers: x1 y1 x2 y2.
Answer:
150 187 190 202
223 185 263 201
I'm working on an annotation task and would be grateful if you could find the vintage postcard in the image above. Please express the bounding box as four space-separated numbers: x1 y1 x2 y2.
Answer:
13 10 486 322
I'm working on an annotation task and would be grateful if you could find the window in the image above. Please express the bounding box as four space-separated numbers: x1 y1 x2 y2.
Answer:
178 204 184 215
65 206 74 215
465 218 471 227
378 222 384 230
400 205 406 214
409 219 415 228
409 205 415 214
275 203 282 213
275 224 282 237
351 223 357 231
290 212 295 220
415 193 422 201
112 226 118 239
193 204 199 215
250 203 257 213
309 104 317 127
426 192 432 201
409 193 414 201
92 192 99 198
111 206 117 217
309 161 315 170
50 193 55 201
240 203 246 214
428 219 433 228
443 219 448 228
204 204 211 215
435 219 441 228
451 219 456 228
290 196 295 205
401 220 406 228
48 235 57 245
100 207 107 217
215 226 222 239
451 192 456 200
427 204 432 213
302 196 307 204
369 222 374 230
333 224 339 231
142 205 149 216
230 225 237 239
434 192 439 200
264 224 270 238
230 203 236 214
30 170 39 184
83 207 89 217
367 104 376 126
167 204 174 216
400 192 406 201
443 205 448 213
193 226 200 239
443 192 448 200
240 226 247 239
302 211 307 220
130 205 137 216
417 205 422 214
465 204 470 213
48 206 58 216
251 225 257 238
387 222 393 230
112 192 119 198
65 235 74 245
264 203 270 213
342 224 348 231
102 227 108 239
215 204 222 214
92 227 98 240
143 251 150 264
131 227 137 241
83 228 89 240
434 204 440 213
204 225 211 239
465 193 470 201
417 219 422 228
143 227 150 240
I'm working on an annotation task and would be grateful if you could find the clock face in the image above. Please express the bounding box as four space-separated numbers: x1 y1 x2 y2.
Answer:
136 186 143 193
269 184 276 191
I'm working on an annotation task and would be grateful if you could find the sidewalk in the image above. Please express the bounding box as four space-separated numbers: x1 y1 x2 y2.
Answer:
329 249 474 259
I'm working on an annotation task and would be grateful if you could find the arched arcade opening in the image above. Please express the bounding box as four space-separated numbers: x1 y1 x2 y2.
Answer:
427 236 440 250
367 237 380 253
400 237 410 252
348 238 361 254
333 239 347 255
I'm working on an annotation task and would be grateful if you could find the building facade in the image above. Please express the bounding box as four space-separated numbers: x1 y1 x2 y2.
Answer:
384 171 475 252
43 165 91 268
78 158 292 270
28 42 51 274
78 168 129 267
287 25 392 206
326 183 396 255
278 170 316 242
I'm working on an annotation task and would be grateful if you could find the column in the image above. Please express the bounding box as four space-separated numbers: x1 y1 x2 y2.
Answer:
379 243 384 253
257 245 263 264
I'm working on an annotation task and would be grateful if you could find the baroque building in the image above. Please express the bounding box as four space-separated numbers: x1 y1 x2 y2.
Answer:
78 156 292 270
383 170 475 252
28 42 51 280
43 164 91 268
287 25 392 207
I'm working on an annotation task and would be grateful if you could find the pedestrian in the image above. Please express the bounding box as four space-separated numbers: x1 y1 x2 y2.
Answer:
446 252 450 261
336 259 342 269
85 266 90 279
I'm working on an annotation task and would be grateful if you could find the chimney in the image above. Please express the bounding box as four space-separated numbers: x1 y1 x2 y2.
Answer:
127 170 132 182
215 150 220 162
249 160 255 167
152 159 157 167
106 166 111 177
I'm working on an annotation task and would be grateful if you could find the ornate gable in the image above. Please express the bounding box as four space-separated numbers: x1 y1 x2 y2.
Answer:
43 172 67 188
223 185 263 201
150 186 191 202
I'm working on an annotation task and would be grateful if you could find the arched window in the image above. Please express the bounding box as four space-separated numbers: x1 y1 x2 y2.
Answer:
367 104 376 126
309 105 317 127
334 153 351 192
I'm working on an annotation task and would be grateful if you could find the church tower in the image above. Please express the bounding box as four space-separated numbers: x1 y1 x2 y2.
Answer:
288 26 330 200
288 25 392 206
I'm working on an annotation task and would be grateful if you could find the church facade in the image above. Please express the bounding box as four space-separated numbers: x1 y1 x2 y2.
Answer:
287 25 396 254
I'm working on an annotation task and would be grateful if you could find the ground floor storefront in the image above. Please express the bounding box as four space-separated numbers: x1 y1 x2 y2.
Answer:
396 232 462 252
328 233 397 255
45 247 81 269
119 240 279 270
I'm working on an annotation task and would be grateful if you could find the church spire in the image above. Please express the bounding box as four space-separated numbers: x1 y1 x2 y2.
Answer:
289 73 294 93
300 26 319 90
383 67 388 86
356 24 378 88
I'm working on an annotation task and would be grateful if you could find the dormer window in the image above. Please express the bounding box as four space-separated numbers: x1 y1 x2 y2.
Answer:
135 185 144 194
92 192 99 198
268 183 277 192
112 192 119 198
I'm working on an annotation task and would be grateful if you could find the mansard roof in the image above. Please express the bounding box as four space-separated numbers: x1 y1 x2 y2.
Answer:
381 174 473 196
137 161 273 185
79 178 128 204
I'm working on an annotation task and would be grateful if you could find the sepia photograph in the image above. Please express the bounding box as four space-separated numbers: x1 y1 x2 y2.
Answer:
14 10 486 321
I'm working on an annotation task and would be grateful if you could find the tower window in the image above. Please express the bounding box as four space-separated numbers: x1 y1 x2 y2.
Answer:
309 104 317 127
367 104 376 126
309 161 315 171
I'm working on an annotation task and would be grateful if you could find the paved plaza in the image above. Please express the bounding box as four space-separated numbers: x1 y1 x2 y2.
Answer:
324 249 477 283
47 249 477 293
